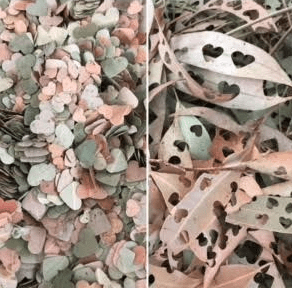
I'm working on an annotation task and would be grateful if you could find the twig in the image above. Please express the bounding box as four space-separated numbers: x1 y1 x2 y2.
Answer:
270 25 292 55
149 158 245 172
283 0 292 26
149 80 177 102
150 158 189 173
227 6 292 35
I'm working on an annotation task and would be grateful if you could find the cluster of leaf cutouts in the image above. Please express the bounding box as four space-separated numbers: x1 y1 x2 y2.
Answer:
149 0 292 287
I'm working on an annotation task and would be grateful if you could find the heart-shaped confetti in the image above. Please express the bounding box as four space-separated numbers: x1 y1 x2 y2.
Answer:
0 77 13 92
9 33 34 54
73 228 100 258
98 104 132 126
101 57 128 78
92 8 120 29
0 1 146 287
26 0 48 16
60 181 82 210
27 163 56 186
42 256 69 281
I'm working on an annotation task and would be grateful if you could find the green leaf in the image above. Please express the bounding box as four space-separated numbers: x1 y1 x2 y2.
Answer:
178 115 211 160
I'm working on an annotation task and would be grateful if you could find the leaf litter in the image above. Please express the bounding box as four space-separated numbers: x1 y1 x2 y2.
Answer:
0 0 146 287
149 1 292 287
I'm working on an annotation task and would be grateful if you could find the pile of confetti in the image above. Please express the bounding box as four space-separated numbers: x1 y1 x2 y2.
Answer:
0 0 146 287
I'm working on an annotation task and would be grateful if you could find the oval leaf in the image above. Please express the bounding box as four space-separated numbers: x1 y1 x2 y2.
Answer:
171 31 292 86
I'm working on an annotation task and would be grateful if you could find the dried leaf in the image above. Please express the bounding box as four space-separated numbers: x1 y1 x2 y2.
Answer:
150 265 202 288
171 31 292 86
227 195 292 233
200 0 277 32
160 171 241 255
211 264 260 288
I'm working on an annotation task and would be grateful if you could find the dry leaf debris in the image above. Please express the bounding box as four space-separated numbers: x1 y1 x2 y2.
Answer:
149 1 292 287
0 0 146 287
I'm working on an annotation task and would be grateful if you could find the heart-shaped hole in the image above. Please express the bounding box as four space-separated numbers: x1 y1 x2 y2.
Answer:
235 240 263 264
266 197 279 209
207 246 217 259
226 0 242 10
188 71 205 85
210 229 219 245
173 140 189 152
174 208 188 223
279 217 292 229
286 203 292 213
200 177 212 190
222 147 234 157
230 182 238 193
256 214 269 225
202 44 224 60
197 232 208 246
209 0 223 7
231 51 255 68
243 9 259 20
254 273 274 287
168 156 181 165
274 166 287 176
164 52 171 64
178 175 192 188
190 125 203 136
168 192 180 206
218 81 240 97
174 47 188 59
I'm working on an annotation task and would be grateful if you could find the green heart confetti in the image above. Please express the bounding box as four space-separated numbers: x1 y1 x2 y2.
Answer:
73 228 100 258
0 1 146 287
101 57 128 78
26 0 48 16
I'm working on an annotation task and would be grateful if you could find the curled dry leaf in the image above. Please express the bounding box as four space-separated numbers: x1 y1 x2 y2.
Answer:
200 0 277 32
173 107 249 135
234 151 292 180
171 31 292 86
157 25 233 103
173 66 292 110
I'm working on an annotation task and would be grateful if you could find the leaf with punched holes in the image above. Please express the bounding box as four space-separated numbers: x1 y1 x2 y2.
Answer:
171 31 292 86
226 196 292 233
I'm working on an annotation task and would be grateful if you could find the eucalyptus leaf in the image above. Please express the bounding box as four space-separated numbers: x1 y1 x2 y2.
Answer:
178 115 211 160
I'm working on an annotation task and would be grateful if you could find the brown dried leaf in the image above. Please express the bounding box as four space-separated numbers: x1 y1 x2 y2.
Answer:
200 0 277 32
204 227 248 288
226 195 292 233
150 264 202 288
211 264 259 288
160 171 241 255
